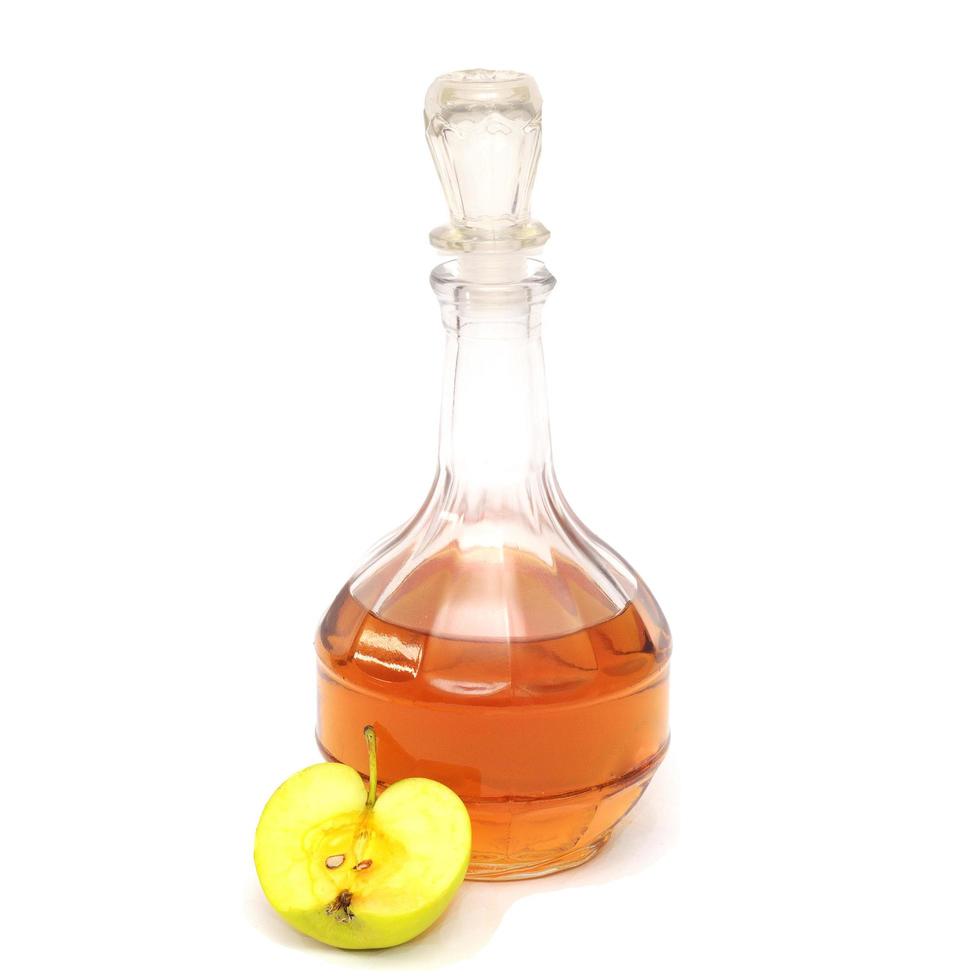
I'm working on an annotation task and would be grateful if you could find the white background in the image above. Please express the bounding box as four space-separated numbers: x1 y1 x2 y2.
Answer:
1 1 978 976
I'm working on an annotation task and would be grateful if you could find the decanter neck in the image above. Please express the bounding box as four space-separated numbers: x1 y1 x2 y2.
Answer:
431 259 556 491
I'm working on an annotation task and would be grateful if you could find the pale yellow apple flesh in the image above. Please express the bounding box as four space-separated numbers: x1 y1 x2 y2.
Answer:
254 728 471 949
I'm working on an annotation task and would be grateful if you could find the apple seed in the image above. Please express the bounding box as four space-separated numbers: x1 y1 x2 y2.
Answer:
325 854 345 869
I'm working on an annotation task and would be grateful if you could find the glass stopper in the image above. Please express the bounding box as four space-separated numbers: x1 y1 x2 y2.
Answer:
425 69 550 253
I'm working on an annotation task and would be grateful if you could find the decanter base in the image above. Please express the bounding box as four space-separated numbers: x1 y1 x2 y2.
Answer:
461 752 663 881
464 832 612 881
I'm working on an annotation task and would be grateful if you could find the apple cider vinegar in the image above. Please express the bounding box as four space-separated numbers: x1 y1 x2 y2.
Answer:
317 548 670 879
315 70 672 880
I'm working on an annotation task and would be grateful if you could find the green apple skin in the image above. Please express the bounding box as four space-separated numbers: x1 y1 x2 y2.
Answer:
254 762 471 950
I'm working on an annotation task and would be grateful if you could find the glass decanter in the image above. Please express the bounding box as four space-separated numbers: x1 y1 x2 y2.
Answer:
316 69 670 880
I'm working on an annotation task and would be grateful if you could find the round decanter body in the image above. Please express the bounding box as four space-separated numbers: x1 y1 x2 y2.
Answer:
316 545 670 880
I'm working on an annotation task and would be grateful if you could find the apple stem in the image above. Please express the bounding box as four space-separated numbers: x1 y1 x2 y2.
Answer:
364 725 378 808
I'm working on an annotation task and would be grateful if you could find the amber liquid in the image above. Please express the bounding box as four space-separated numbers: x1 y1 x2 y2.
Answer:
316 546 670 880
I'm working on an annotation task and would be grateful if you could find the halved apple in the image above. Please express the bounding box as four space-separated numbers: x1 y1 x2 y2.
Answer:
254 727 471 949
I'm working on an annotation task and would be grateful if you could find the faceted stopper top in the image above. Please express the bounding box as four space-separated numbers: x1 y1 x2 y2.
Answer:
425 69 550 253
